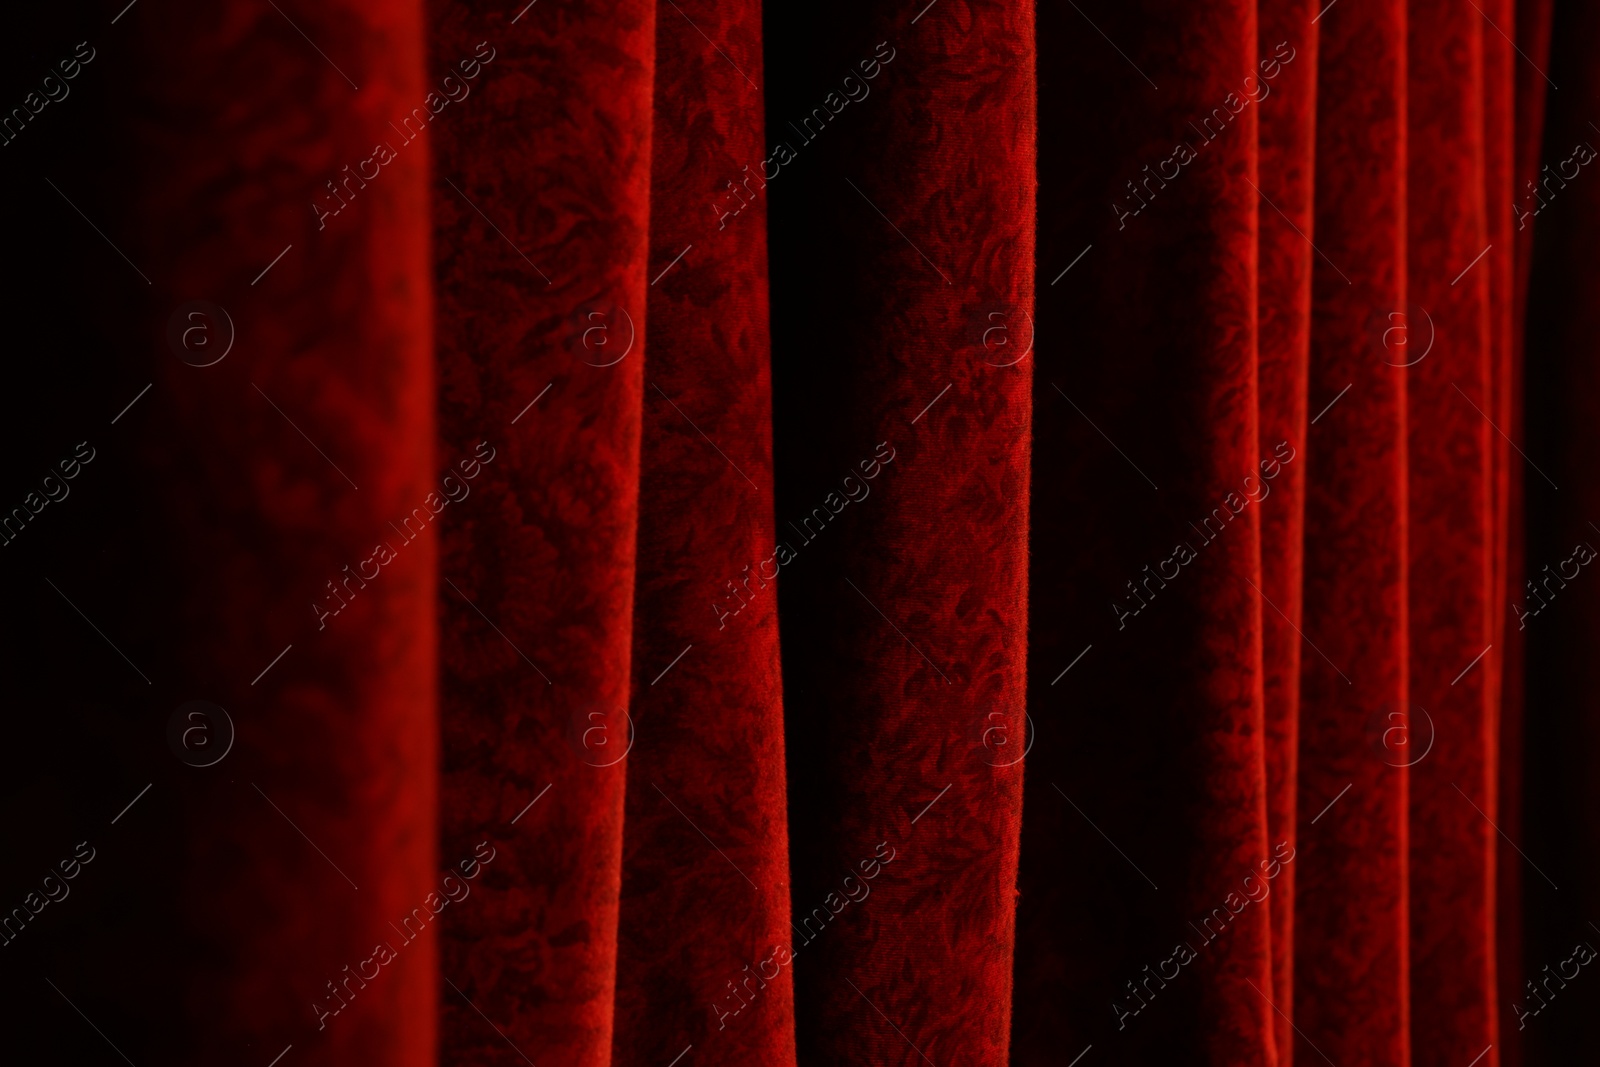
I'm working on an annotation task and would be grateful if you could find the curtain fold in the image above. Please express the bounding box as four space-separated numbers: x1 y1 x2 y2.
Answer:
1405 2 1497 1063
128 2 439 1062
1256 3 1318 1062
1296 1 1411 1062
764 2 1034 1064
430 2 654 1065
615 1 794 1065
30 0 1596 1063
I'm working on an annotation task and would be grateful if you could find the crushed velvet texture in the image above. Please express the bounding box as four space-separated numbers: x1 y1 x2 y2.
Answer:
1406 3 1496 1066
31 0 1596 1064
764 1 1034 1065
614 1 796 1065
429 2 654 1066
1295 3 1412 1065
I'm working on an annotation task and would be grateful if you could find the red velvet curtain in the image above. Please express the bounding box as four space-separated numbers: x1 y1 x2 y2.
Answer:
7 0 1598 1064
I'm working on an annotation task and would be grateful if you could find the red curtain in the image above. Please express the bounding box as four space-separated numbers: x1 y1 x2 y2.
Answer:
9 0 1599 1064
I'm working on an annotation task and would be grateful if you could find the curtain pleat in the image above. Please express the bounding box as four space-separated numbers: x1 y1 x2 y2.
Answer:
430 2 654 1065
1405 2 1496 1064
1478 0 1515 1051
1257 3 1319 1063
763 2 1034 1064
1296 1 1411 1063
613 1 795 1065
128 2 438 1063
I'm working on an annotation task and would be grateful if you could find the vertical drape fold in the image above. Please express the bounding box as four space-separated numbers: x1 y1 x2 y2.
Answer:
763 0 1034 1064
1405 2 1497 1063
432 2 655 1065
612 1 796 1065
1256 3 1320 1063
1296 1 1410 1064
127 1 439 1062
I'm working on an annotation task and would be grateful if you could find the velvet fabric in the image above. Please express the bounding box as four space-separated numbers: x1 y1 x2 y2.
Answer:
130 3 440 1064
4 0 1595 1065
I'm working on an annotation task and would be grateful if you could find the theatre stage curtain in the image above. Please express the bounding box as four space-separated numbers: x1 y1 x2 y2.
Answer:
10 0 1600 1064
